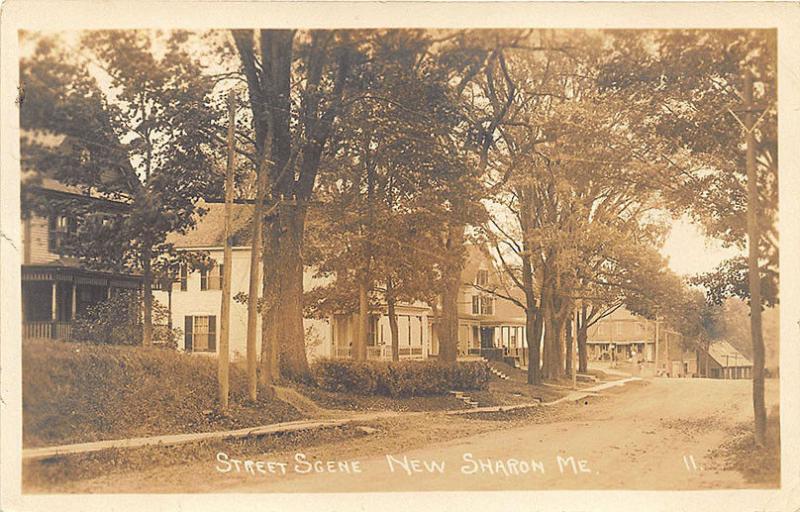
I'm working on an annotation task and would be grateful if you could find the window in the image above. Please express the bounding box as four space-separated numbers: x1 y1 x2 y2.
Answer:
184 315 216 352
48 214 77 253
480 296 494 315
472 295 493 315
200 263 223 291
476 269 489 287
174 264 187 291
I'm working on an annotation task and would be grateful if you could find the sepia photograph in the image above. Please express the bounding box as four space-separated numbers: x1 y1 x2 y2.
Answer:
0 2 798 510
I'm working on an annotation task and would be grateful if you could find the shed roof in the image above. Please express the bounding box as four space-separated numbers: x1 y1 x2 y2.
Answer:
707 340 752 368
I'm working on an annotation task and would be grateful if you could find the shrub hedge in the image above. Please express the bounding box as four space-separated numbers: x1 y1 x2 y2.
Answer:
312 359 489 397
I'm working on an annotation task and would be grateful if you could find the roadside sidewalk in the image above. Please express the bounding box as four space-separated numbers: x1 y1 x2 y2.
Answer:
446 376 642 416
23 377 642 461
22 410 400 461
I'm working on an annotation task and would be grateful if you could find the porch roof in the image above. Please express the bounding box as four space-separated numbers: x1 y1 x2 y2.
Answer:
587 339 653 346
22 264 142 289
480 318 527 327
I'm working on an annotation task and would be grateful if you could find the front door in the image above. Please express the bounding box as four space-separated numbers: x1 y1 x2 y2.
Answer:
480 327 494 349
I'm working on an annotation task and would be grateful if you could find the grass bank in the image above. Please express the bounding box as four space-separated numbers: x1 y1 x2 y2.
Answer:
23 340 303 448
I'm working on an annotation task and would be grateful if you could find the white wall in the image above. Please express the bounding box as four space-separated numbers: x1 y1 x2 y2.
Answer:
154 248 332 362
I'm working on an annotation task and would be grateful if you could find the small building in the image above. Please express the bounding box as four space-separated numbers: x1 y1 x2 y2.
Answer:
697 340 753 379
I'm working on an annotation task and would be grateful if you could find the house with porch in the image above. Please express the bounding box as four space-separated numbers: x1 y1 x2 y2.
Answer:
20 131 142 341
586 308 659 363
427 245 527 360
586 308 697 377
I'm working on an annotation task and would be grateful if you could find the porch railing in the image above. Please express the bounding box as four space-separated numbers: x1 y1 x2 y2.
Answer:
334 345 425 361
23 321 72 341
334 346 352 359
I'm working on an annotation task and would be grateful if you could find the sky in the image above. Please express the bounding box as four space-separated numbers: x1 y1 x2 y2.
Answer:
661 214 744 278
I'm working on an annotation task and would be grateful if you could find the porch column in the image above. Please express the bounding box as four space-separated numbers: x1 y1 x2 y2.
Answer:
51 282 58 321
71 283 77 320
107 285 112 300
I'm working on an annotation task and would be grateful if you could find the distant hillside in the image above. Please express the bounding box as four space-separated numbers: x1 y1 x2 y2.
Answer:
714 298 779 371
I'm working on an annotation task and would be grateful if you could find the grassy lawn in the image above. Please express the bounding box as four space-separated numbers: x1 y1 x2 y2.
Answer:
23 340 303 447
23 338 602 452
292 383 467 412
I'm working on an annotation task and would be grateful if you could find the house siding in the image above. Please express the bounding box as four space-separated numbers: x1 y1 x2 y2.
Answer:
23 215 56 265
157 248 331 361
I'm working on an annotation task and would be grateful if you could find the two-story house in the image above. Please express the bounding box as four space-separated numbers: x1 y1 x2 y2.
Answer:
586 307 697 376
20 131 142 341
428 245 527 359
157 202 333 360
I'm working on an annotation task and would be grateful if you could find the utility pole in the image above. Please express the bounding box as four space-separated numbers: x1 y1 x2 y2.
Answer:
735 71 767 446
247 101 274 396
654 316 660 376
572 299 580 390
218 90 236 410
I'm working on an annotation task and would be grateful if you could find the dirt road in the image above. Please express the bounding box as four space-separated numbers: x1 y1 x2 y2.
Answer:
37 377 779 492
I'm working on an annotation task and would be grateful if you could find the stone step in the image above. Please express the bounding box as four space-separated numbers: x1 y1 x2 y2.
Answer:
488 367 511 380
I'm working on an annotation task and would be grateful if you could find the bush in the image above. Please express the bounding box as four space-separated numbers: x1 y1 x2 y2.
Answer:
312 359 489 397
71 290 179 346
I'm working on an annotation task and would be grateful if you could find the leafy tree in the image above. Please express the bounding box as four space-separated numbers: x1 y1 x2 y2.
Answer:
481 30 672 382
599 29 777 446
71 290 179 347
20 31 223 346
305 30 477 362
230 29 357 382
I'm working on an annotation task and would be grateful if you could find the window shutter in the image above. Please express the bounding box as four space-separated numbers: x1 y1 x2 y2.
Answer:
184 316 193 352
208 316 216 352
180 265 188 291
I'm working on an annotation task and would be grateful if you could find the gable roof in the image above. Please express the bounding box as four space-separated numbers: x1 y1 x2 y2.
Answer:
707 340 752 368
167 202 254 248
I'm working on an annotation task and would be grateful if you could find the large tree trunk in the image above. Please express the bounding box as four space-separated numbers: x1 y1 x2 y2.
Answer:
525 306 542 385
577 304 588 373
565 310 574 376
386 277 400 362
260 220 280 386
540 277 564 381
521 246 540 384
540 291 554 380
356 277 369 361
577 320 589 375
142 246 153 346
438 224 464 362
273 206 312 382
